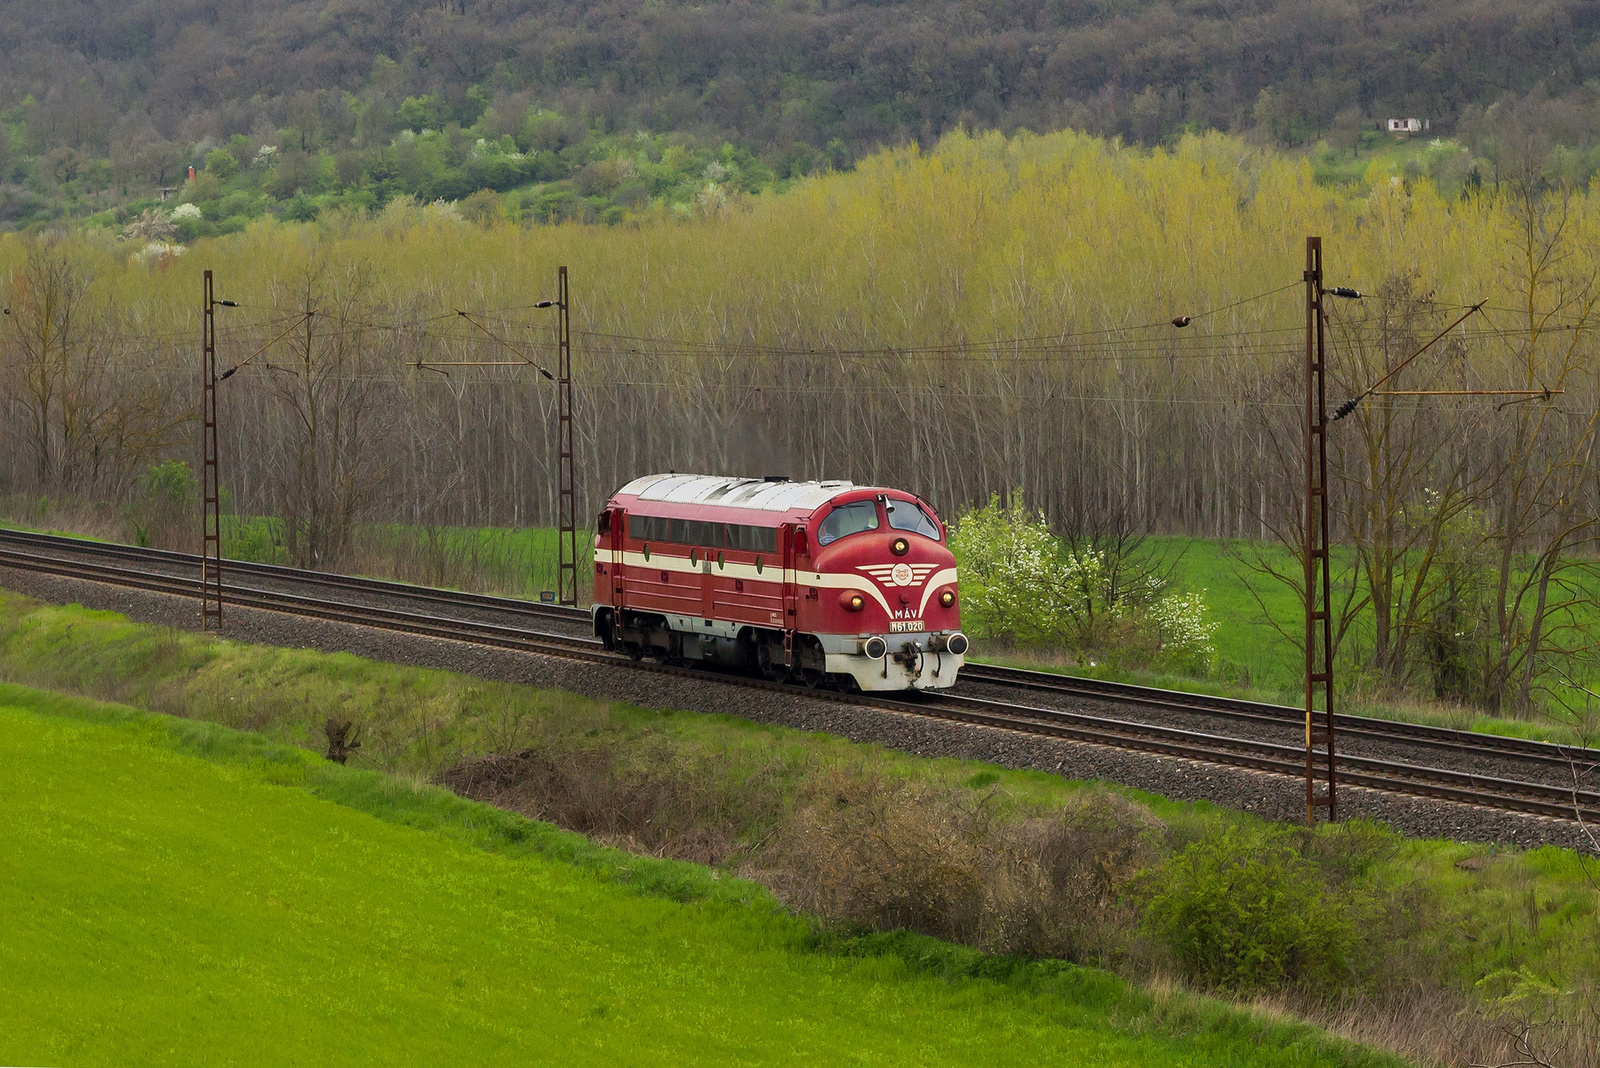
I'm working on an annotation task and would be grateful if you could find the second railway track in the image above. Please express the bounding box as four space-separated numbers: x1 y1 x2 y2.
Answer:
4 526 1598 826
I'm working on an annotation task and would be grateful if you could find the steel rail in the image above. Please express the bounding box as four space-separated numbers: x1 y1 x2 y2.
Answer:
909 693 1600 821
0 547 609 663
960 662 1600 769
0 527 589 625
4 536 1597 825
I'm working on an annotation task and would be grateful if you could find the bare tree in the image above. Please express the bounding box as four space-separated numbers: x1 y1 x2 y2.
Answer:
2 240 186 497
253 262 398 569
1478 177 1600 716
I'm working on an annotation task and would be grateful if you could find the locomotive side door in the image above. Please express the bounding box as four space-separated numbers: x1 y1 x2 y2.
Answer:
781 524 800 667
700 541 715 623
609 509 626 609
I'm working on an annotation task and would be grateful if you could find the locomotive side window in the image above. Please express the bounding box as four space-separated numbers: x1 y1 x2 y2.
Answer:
816 501 879 545
727 524 778 552
628 513 776 552
682 520 721 548
885 499 941 540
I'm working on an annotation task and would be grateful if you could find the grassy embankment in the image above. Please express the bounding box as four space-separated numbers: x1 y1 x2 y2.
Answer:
0 683 1406 1068
1 589 1598 1064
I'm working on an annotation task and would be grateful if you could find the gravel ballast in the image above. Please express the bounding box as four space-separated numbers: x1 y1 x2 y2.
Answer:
4 566 1594 854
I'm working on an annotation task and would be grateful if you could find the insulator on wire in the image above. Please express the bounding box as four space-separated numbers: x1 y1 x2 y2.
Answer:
1332 397 1360 421
1171 316 1192 328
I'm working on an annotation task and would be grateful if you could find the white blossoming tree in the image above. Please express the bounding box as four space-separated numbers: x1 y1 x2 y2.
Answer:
951 491 1216 674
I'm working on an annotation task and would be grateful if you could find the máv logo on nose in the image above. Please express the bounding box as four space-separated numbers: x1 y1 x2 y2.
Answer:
858 563 936 588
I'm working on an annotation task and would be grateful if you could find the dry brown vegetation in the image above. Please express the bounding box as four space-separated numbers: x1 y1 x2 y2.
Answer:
444 735 1600 1068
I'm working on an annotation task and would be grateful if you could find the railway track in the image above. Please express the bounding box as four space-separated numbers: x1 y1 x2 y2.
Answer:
0 527 587 630
3 527 1598 825
958 662 1600 773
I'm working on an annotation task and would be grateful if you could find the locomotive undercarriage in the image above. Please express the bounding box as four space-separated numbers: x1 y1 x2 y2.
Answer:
594 607 961 691
597 607 836 688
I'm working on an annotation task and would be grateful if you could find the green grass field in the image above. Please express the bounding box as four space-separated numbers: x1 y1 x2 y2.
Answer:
1014 536 1600 746
0 685 1402 1067
222 516 596 600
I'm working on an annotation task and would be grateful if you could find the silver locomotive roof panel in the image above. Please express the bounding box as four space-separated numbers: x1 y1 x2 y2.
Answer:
617 474 856 513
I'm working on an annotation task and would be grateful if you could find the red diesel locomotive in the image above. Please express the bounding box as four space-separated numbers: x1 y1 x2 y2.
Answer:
592 474 969 691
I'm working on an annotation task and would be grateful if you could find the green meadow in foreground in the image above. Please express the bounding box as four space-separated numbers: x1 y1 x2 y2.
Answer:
0 685 1401 1068
1 591 1598 1035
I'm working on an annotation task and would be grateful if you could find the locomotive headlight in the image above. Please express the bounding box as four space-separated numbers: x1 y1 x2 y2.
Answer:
840 590 866 612
939 589 956 608
891 537 909 556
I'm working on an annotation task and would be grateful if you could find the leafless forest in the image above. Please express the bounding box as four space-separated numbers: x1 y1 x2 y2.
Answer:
4 131 1599 714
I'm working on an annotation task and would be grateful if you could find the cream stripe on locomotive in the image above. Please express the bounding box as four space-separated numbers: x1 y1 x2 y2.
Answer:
915 567 959 615
619 549 773 583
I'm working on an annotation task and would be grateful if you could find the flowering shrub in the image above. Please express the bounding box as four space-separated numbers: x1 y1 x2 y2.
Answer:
951 491 1215 674
950 490 1071 646
1150 590 1217 674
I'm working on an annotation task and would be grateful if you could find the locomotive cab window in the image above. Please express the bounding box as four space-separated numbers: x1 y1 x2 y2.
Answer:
816 501 880 545
885 499 941 541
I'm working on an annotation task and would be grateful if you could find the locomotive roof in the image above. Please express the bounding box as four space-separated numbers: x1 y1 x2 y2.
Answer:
614 474 863 516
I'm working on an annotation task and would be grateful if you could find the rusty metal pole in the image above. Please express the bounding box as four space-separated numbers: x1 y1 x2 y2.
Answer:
557 265 578 606
201 270 223 629
1304 238 1336 821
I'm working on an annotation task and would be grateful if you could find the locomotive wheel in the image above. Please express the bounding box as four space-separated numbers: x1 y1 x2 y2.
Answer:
799 666 826 689
756 644 786 683
623 641 645 662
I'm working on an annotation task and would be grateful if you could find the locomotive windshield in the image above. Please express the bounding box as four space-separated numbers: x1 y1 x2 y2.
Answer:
885 499 941 540
816 501 879 545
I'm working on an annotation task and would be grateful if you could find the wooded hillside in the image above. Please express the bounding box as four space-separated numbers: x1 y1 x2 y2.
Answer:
4 0 1599 210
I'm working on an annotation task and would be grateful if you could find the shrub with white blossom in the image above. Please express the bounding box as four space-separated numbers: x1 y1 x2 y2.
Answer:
1150 589 1217 674
951 491 1216 674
